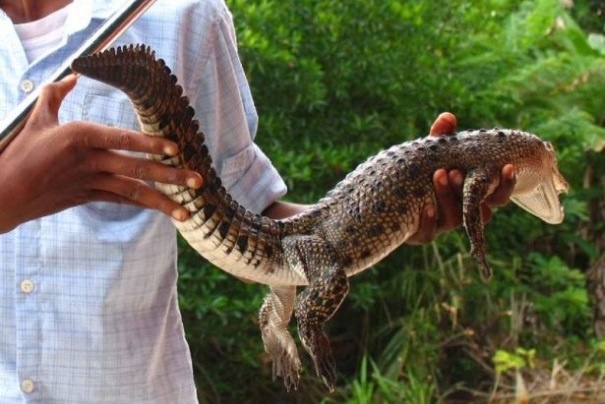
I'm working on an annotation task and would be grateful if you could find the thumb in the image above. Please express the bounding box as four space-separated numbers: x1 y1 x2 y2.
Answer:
429 112 457 136
28 74 78 127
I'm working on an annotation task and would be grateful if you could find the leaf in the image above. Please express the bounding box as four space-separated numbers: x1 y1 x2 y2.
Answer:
588 33 605 55
493 350 527 373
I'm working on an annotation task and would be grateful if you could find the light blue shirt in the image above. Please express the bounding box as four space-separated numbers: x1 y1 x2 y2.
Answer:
0 0 287 402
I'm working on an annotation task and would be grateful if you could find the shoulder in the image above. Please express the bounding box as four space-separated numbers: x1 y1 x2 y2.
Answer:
94 0 229 16
108 0 234 65
91 0 226 21
92 0 232 32
150 0 230 24
135 0 234 47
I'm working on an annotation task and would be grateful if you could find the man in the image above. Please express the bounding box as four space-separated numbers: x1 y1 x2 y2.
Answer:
0 0 514 402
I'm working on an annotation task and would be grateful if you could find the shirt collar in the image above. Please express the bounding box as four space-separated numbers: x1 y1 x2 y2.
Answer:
65 0 129 36
0 1 131 37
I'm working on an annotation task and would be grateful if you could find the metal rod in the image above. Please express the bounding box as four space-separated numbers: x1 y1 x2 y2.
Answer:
0 0 158 152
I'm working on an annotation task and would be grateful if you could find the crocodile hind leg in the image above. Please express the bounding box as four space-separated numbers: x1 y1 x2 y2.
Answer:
295 269 348 392
283 235 349 391
462 166 501 280
259 286 302 391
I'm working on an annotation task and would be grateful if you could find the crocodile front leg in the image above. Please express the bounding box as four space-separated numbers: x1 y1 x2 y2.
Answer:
283 235 350 392
462 166 501 280
259 286 302 391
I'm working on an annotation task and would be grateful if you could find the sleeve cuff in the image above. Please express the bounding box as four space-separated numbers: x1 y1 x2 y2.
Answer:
217 143 287 214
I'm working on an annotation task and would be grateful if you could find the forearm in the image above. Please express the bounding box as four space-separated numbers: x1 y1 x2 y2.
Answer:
0 187 26 234
262 201 310 219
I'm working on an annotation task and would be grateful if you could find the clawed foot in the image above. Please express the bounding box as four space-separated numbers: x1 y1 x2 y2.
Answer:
270 346 302 391
302 329 337 391
260 314 302 391
259 287 302 390
471 246 492 281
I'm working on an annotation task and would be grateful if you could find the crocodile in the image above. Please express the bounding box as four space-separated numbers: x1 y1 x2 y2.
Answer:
71 44 569 391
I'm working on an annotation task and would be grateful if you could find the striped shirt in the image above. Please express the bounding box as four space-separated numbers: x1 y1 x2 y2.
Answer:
0 0 286 402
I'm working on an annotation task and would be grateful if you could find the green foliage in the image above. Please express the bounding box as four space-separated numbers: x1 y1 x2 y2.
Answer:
493 348 536 374
176 0 604 401
525 254 589 330
339 355 437 404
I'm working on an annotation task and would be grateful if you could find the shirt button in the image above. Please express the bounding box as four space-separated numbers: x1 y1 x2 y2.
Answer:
21 379 35 393
20 79 35 93
20 279 35 294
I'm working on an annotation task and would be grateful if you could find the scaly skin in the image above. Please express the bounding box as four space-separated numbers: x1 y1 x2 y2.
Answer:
71 44 569 391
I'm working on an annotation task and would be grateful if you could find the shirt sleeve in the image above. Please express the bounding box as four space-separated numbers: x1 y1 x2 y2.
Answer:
185 5 287 214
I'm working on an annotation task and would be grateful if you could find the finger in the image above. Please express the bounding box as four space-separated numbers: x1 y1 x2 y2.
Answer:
429 112 457 136
28 75 78 128
79 189 148 211
87 150 203 189
70 123 184 157
53 74 78 102
406 204 437 245
434 169 463 232
485 164 516 207
448 169 464 200
90 175 191 221
44 74 78 114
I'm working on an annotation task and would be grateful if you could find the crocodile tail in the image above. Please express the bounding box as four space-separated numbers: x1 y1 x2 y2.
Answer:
70 46 233 233
71 44 223 207
71 45 292 282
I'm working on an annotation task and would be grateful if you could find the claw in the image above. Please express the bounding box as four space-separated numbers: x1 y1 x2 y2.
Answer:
272 350 302 391
261 326 303 391
470 246 492 281
258 287 302 390
309 332 337 392
299 325 337 391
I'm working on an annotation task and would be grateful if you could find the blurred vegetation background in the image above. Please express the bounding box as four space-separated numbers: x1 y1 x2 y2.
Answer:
176 0 605 402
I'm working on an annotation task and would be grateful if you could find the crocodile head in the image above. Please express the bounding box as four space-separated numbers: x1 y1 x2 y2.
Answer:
510 140 569 224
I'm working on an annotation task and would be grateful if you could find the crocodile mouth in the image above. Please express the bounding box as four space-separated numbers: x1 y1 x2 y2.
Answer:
511 175 567 224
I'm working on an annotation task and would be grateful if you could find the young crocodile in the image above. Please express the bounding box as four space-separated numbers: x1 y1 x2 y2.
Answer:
71 45 569 391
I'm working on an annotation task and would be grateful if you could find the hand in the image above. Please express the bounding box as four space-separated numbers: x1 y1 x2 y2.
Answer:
406 112 516 245
0 75 203 233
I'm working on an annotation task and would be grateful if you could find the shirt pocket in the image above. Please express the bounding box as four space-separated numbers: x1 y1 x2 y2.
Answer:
77 87 147 221
81 86 140 129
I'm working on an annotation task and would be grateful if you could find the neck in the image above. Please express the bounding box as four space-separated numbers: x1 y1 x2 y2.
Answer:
1 0 72 23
